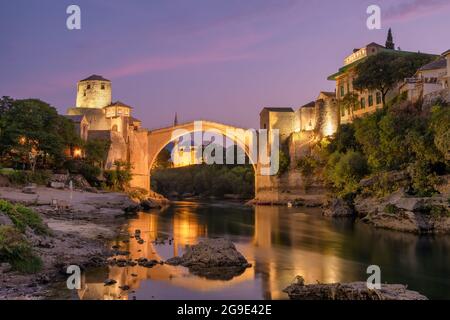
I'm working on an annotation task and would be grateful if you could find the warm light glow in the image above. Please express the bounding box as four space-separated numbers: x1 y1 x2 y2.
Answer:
19 136 26 145
73 147 82 158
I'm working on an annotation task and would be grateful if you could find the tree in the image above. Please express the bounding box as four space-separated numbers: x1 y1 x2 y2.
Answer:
152 148 172 170
353 52 435 106
340 93 360 121
0 99 80 169
385 28 395 50
84 139 111 167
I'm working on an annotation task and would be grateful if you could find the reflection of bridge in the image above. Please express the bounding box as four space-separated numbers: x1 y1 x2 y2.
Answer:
128 120 271 198
78 206 350 300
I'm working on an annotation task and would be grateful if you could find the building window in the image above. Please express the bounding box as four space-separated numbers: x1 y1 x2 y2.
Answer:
341 106 345 117
101 84 105 90
87 85 91 90
376 92 382 105
368 95 373 107
360 97 366 109
340 85 345 97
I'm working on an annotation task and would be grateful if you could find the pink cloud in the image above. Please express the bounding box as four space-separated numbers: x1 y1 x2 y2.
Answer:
384 0 450 22
107 31 273 79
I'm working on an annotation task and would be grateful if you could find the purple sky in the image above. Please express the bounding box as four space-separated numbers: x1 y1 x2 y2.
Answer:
1 0 449 129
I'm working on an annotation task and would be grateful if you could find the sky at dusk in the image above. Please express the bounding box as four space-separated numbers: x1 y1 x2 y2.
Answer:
1 0 450 129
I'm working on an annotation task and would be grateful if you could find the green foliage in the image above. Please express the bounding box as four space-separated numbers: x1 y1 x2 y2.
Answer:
353 52 435 106
0 98 81 169
0 200 49 235
0 225 42 273
297 156 319 177
152 164 255 199
384 204 399 215
152 148 172 170
64 160 101 186
104 161 132 191
325 151 368 196
408 160 440 197
278 148 290 176
84 139 111 166
429 105 450 160
4 170 52 186
326 124 361 154
340 92 360 119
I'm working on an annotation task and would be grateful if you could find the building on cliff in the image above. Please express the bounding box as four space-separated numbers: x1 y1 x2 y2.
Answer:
327 30 439 124
66 75 148 171
399 49 450 104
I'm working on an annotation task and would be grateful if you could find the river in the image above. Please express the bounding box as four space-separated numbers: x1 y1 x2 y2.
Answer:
75 201 450 300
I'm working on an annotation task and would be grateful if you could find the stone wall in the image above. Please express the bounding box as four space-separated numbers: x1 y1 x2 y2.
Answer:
76 80 112 109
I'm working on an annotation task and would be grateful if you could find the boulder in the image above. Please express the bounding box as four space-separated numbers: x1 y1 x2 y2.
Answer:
0 213 14 226
71 174 92 190
49 181 65 189
51 174 69 184
22 184 37 194
283 278 427 300
165 238 251 280
323 198 354 218
140 199 161 211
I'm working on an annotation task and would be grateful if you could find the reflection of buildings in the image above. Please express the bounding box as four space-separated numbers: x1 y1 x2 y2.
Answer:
171 114 204 168
172 208 207 256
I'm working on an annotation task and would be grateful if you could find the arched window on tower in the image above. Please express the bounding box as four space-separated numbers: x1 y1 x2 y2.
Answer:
112 124 118 132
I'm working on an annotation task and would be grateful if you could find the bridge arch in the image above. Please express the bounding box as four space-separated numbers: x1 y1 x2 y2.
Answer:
143 121 259 196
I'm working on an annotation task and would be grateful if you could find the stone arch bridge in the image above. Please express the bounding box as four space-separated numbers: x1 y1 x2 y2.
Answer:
127 120 270 199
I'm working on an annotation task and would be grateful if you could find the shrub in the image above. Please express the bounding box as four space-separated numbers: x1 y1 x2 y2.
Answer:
0 226 42 273
325 151 368 196
104 161 132 191
6 170 51 186
297 156 319 177
384 204 399 214
0 199 49 235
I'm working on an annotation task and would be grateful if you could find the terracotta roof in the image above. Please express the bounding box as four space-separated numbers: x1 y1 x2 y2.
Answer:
262 107 294 113
130 117 141 123
418 57 447 71
106 101 133 109
80 75 110 82
442 49 450 56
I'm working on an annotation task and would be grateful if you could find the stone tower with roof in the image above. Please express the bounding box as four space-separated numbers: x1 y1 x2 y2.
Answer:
76 75 112 109
67 75 147 171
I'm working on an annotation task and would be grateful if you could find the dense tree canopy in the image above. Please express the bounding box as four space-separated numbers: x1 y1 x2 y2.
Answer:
0 97 80 169
353 52 436 106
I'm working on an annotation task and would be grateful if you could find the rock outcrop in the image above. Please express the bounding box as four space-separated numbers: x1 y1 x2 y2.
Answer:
322 198 354 218
355 189 450 234
166 238 251 280
283 277 427 300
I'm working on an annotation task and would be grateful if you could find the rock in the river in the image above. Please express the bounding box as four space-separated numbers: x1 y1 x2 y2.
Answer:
140 199 161 211
283 278 427 300
165 238 251 280
323 198 354 218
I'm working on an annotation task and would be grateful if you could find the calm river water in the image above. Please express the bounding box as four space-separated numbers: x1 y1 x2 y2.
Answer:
75 201 450 300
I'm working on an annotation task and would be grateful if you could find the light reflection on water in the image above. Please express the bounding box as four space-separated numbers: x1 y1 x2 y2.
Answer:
77 201 450 300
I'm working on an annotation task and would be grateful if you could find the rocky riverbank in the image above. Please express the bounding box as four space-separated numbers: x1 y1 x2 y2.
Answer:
0 186 139 299
283 276 427 300
321 173 450 234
